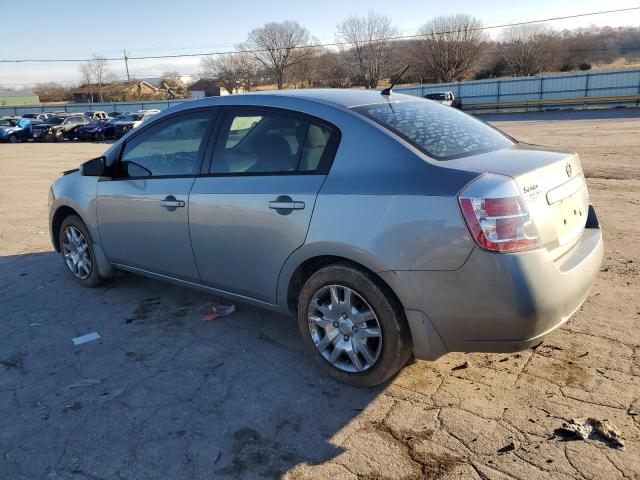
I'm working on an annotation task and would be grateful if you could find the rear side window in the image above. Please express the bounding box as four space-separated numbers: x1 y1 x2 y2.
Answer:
353 100 513 160
212 110 338 174
119 112 212 177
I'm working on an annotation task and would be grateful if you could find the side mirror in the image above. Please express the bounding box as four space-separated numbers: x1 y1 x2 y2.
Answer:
80 156 107 176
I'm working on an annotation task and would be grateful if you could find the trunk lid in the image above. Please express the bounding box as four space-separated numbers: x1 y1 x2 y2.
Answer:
445 143 589 259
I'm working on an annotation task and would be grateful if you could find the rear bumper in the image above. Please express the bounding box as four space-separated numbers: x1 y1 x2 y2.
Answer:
381 219 603 359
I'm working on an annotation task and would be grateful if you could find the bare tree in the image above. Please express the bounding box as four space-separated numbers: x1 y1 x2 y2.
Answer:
415 14 487 82
499 24 562 76
242 21 315 89
78 63 94 102
288 54 318 88
88 54 109 102
159 71 189 99
160 71 184 89
314 51 351 88
34 82 69 103
336 12 398 89
201 53 259 94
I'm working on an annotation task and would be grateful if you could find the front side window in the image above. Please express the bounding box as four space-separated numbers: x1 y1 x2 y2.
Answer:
212 110 337 174
353 100 513 160
118 112 212 177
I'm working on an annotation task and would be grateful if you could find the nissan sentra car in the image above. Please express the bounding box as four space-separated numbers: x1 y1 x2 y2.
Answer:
48 90 603 387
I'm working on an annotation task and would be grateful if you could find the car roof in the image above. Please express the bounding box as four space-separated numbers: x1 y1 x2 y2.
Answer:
255 88 423 108
186 88 421 111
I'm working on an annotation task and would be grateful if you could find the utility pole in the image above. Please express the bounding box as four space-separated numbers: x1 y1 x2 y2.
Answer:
123 49 131 85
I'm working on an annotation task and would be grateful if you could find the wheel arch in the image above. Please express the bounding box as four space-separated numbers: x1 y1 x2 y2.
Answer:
280 250 405 318
51 205 81 252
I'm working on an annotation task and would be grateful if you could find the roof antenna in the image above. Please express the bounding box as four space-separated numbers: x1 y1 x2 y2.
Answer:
381 64 410 97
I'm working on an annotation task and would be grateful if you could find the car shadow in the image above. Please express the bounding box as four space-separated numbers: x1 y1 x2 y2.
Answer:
0 251 382 479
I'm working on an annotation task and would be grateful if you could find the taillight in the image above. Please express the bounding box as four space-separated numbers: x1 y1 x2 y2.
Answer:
458 174 540 253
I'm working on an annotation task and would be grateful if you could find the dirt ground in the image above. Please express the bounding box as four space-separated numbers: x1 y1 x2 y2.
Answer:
0 110 639 479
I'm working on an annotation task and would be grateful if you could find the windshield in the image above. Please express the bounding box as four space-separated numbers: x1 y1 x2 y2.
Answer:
426 93 447 100
353 100 513 160
118 114 143 122
45 117 64 125
22 114 37 119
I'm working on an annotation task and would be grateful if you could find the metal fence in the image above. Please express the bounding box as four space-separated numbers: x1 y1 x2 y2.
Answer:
0 99 190 117
393 68 640 112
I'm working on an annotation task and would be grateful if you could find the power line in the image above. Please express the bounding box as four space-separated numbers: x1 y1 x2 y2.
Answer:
1 6 639 64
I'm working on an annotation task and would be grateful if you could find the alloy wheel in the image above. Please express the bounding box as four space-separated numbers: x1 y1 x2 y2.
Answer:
61 226 92 279
307 284 382 373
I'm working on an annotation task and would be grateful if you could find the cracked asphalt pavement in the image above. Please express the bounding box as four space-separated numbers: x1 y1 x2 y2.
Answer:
1 110 639 479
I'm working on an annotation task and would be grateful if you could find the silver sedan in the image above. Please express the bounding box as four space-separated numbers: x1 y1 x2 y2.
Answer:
49 89 603 386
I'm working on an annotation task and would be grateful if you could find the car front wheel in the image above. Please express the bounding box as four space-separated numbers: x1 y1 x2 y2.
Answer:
8 134 17 143
58 215 103 287
297 263 412 387
95 131 105 142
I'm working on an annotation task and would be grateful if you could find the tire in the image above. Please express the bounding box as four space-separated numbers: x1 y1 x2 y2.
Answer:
8 134 17 144
95 131 105 142
55 131 64 142
297 263 412 387
58 215 103 287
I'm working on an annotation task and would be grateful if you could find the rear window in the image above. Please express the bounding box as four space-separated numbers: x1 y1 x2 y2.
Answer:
353 100 513 160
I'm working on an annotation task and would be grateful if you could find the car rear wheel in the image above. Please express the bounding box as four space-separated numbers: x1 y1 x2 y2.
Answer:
8 134 17 143
58 215 103 287
54 131 64 142
297 263 412 387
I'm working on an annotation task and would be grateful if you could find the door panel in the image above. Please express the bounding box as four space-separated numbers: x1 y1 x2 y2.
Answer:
97 178 199 280
97 109 215 281
189 175 325 303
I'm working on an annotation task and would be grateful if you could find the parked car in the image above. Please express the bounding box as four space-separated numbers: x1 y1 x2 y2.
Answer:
112 112 156 138
424 91 460 108
22 112 53 121
75 118 118 141
108 111 124 117
0 117 40 143
84 111 109 120
32 115 91 141
48 90 603 387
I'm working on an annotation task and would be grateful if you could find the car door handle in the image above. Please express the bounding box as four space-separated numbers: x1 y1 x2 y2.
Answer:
160 196 185 208
268 199 305 210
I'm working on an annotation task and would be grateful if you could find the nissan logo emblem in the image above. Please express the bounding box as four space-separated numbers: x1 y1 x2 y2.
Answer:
566 163 572 177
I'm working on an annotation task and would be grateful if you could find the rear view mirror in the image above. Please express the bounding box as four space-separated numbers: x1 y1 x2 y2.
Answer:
80 156 106 176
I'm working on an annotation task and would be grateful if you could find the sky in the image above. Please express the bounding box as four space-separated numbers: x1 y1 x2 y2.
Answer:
1 0 640 89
